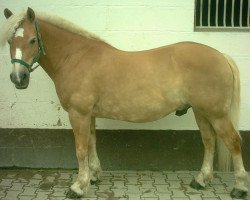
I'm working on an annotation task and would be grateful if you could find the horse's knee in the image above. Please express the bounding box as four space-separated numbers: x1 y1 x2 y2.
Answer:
76 147 88 161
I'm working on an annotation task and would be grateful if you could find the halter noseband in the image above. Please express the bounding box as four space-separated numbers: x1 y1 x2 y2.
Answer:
11 20 46 72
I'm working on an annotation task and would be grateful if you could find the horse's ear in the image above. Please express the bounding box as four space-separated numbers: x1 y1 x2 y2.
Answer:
27 7 35 22
4 8 13 19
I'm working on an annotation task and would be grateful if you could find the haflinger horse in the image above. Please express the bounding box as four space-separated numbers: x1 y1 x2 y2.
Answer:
0 7 248 199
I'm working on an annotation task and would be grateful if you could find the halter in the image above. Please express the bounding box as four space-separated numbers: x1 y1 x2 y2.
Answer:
11 20 46 72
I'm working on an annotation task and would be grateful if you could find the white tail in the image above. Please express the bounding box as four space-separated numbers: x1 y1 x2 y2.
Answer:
217 54 241 171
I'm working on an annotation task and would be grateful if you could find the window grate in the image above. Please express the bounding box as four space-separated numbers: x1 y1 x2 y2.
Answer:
195 0 250 31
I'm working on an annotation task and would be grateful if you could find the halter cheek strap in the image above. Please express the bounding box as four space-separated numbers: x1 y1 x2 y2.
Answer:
11 20 46 72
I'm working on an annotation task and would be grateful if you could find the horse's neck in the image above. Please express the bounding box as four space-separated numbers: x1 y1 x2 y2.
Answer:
38 20 108 79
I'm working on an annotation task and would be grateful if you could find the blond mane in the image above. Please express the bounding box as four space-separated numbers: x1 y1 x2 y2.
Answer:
36 11 102 41
0 10 102 47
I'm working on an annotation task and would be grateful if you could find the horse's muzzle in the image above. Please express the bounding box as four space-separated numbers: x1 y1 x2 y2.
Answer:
10 71 30 89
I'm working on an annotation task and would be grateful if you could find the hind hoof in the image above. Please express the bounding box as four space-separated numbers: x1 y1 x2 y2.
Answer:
66 189 83 199
190 179 205 190
230 188 247 199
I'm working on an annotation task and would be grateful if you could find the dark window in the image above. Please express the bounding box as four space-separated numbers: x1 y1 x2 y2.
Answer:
195 0 250 31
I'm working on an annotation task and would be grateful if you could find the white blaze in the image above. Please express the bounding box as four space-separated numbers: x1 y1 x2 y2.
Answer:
15 48 22 59
15 28 24 38
14 48 23 78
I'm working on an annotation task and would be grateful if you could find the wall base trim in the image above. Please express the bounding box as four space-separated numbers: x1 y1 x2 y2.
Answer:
0 129 249 170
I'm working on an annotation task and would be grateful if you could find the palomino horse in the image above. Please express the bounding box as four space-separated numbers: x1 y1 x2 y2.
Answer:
1 8 248 199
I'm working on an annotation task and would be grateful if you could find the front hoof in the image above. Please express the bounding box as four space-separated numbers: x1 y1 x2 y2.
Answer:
230 188 247 199
90 178 100 185
190 179 205 190
66 189 83 199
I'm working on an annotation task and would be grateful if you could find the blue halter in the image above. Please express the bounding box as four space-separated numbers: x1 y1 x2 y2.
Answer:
11 20 46 72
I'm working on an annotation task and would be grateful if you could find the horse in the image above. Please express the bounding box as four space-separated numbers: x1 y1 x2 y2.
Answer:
0 7 248 199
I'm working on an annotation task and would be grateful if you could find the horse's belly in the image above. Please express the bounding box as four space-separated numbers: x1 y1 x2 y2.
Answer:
94 105 169 122
93 96 179 122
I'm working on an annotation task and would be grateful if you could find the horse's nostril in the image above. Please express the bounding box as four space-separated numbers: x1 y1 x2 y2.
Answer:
19 72 29 82
23 73 27 80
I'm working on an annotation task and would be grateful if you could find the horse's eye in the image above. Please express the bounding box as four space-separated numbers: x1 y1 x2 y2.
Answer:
29 38 36 45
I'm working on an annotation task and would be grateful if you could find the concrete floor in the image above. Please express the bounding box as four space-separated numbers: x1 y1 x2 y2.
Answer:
0 169 249 200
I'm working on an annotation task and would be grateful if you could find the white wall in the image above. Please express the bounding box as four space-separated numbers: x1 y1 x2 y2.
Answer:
0 0 249 130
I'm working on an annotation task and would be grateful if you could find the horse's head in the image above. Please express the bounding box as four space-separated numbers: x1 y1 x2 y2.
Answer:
4 7 44 89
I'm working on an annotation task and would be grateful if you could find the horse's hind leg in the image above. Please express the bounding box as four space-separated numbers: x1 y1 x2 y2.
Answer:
190 111 216 189
89 117 102 184
211 117 248 199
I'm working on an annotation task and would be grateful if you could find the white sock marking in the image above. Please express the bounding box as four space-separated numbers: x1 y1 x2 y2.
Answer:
70 182 84 196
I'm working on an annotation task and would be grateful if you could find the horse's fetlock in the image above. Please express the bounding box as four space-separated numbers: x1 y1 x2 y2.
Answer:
200 169 213 182
205 174 213 183
235 170 248 178
76 178 90 193
235 170 249 184
70 181 84 197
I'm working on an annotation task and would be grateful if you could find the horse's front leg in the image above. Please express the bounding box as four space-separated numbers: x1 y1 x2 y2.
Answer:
89 117 102 184
67 109 91 198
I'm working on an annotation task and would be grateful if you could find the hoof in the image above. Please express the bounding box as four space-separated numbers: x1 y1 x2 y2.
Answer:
66 189 83 199
90 179 100 185
189 179 205 190
230 188 247 199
